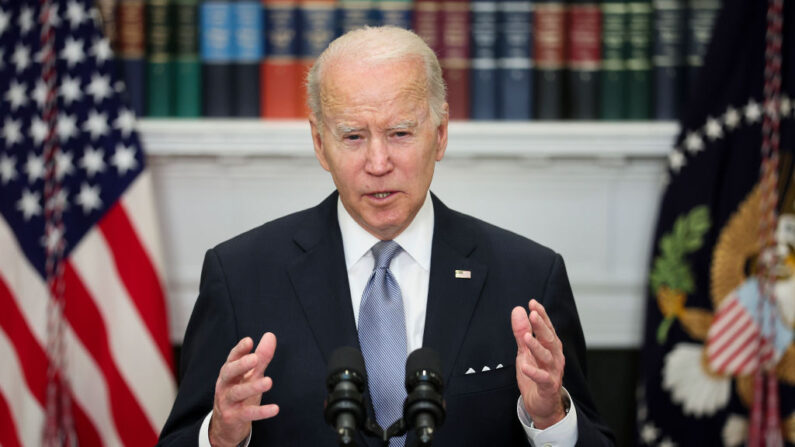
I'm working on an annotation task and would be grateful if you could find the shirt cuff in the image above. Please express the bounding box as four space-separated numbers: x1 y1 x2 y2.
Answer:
199 411 252 447
516 388 578 447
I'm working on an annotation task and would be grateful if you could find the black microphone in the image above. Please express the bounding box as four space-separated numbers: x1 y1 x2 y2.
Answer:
325 347 368 446
403 348 446 446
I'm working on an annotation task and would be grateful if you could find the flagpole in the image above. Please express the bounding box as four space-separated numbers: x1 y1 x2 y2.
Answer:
750 0 785 446
39 0 76 445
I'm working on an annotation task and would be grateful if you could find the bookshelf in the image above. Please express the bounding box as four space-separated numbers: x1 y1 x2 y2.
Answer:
139 120 678 158
140 120 679 348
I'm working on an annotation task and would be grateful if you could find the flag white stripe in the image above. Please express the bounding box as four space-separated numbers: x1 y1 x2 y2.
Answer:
721 339 757 374
707 309 753 356
65 327 125 447
121 171 166 283
0 329 44 446
0 216 122 446
709 318 757 367
71 228 176 432
706 298 743 341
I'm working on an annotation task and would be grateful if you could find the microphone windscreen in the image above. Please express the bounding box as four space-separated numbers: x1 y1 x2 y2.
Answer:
405 348 442 377
328 346 366 377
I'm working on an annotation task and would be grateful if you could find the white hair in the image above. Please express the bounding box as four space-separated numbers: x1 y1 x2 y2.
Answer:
306 26 447 126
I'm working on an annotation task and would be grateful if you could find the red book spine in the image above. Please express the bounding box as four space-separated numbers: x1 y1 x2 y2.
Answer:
567 3 600 70
262 0 301 118
439 0 471 120
413 0 441 56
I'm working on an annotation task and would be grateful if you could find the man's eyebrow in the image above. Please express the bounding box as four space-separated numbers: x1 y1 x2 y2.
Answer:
387 120 417 131
334 124 364 134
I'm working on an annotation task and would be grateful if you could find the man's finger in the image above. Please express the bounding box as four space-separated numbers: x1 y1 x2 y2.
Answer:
221 353 259 384
511 306 530 353
252 332 277 376
226 337 254 363
529 310 557 348
242 403 280 422
524 332 554 368
226 376 274 403
529 300 557 336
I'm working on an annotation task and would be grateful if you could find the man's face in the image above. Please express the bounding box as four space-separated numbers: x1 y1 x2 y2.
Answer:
310 56 448 240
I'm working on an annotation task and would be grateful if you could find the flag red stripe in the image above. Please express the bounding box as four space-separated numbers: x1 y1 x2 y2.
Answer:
707 300 744 343
708 317 755 361
98 203 174 372
0 390 22 447
0 273 102 446
61 263 158 446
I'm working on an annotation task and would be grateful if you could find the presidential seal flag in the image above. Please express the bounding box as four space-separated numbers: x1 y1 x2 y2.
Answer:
638 0 795 445
0 0 176 445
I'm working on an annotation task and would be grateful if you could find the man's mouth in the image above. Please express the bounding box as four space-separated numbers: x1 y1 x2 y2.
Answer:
371 192 393 199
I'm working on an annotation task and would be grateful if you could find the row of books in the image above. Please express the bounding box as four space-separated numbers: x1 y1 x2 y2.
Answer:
99 0 721 121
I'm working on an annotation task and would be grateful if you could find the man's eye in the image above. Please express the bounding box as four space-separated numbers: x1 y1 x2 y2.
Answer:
345 135 362 141
393 131 410 138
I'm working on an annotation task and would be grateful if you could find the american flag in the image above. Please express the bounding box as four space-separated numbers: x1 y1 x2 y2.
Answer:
0 0 176 445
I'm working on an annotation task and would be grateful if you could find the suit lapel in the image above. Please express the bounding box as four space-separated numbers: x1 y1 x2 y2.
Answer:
288 193 360 363
423 195 487 384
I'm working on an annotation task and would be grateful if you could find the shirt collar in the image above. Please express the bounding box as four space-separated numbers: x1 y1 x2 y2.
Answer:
337 191 434 271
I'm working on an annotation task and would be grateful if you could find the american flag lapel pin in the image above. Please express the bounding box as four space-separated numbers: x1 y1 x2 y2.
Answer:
455 269 471 279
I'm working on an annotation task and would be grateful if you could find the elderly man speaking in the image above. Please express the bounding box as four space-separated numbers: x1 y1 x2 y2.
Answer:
157 27 614 447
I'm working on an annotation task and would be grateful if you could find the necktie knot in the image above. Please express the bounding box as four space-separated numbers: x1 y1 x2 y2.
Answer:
371 240 401 270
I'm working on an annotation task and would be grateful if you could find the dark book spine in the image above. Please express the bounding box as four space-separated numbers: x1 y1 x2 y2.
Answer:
652 0 685 120
685 0 719 101
413 0 441 56
146 0 174 117
440 0 471 120
262 0 300 117
626 0 651 119
566 0 600 120
534 0 566 120
470 0 498 120
339 0 374 34
174 0 202 117
200 0 235 116
599 0 626 119
497 0 532 120
118 0 147 116
375 0 413 29
233 1 264 117
298 0 336 117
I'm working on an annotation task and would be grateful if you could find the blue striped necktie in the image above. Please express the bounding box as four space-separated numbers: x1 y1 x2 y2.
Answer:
358 240 407 446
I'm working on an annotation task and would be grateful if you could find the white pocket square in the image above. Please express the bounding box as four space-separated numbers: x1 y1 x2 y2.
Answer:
465 363 505 374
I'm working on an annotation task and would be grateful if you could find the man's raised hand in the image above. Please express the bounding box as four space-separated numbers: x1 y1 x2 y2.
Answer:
209 332 279 447
511 299 566 429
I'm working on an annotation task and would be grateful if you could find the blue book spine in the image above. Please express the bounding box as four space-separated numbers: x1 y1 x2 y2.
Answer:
470 0 498 120
233 1 264 116
652 0 685 120
338 1 374 35
497 0 533 120
375 1 413 29
200 1 235 116
298 2 337 60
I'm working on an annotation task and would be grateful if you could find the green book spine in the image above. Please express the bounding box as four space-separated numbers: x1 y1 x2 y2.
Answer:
146 0 174 116
600 0 627 120
174 0 202 116
625 0 652 119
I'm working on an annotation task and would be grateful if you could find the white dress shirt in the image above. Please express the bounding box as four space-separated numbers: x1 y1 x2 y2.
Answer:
199 192 577 446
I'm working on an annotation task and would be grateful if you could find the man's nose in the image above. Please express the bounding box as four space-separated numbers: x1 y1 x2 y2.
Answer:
364 137 393 175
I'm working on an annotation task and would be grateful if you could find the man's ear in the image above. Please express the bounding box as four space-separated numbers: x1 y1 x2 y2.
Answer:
435 103 449 162
309 113 330 171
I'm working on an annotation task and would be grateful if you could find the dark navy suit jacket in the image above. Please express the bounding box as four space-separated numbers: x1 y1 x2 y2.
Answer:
157 192 614 446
